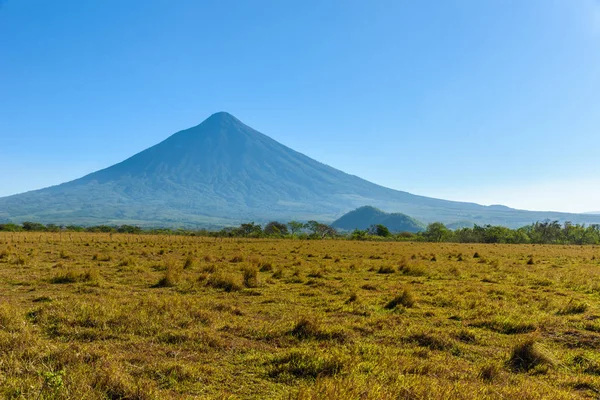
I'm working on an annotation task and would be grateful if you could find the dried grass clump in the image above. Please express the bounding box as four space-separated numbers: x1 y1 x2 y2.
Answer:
405 333 452 351
557 299 588 315
206 273 242 292
377 265 395 274
153 263 181 288
92 361 157 399
201 263 217 273
50 269 99 284
269 350 345 381
291 317 324 339
473 318 536 335
345 293 358 304
289 317 347 342
506 339 553 372
258 261 273 272
478 363 501 382
271 269 283 279
361 283 377 291
397 264 426 277
385 289 415 309
81 268 101 283
11 254 27 265
183 255 195 269
50 270 79 284
118 256 136 267
242 265 259 288
307 269 324 278
455 329 477 344
230 254 244 263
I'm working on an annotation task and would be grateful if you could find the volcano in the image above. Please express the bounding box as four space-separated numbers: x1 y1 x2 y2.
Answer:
1 112 599 228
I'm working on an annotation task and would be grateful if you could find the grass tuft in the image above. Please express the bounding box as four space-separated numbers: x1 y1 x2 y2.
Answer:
206 273 242 292
377 265 395 274
242 265 259 288
478 363 501 382
201 263 217 273
153 262 181 288
472 318 537 335
289 317 347 342
258 261 273 272
506 339 553 372
153 272 177 288
557 299 588 315
118 256 136 267
397 264 426 277
290 317 322 340
385 289 415 309
345 293 358 303
455 329 477 344
50 270 79 284
405 333 453 351
269 350 344 381
183 255 195 269
271 269 283 279
230 254 244 263
50 269 99 284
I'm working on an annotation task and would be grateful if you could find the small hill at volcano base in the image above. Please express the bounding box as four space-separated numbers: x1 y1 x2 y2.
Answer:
1 112 600 228
332 206 425 233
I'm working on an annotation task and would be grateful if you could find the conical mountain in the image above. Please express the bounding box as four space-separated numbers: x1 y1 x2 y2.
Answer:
332 206 425 233
1 112 600 228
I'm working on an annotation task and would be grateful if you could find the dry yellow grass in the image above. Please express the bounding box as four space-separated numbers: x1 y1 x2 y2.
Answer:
1 232 600 398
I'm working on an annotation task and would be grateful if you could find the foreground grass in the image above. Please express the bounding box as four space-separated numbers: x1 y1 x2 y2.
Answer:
1 233 600 398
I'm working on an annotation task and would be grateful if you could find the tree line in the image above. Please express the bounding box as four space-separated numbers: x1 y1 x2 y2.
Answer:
1 219 600 245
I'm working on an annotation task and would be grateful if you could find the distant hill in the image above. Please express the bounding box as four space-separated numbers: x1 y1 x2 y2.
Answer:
332 206 425 233
2 112 600 228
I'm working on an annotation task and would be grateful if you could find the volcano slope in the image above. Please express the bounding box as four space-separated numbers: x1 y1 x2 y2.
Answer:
1 112 600 228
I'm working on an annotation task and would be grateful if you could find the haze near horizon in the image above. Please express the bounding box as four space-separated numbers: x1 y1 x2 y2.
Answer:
1 0 599 213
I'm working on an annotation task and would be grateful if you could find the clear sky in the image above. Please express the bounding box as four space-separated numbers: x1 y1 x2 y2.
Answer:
1 0 599 213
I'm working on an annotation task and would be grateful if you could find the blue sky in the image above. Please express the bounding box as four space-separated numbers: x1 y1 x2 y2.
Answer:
1 0 599 213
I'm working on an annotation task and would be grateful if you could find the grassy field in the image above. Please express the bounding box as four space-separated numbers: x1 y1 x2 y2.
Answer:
1 233 600 399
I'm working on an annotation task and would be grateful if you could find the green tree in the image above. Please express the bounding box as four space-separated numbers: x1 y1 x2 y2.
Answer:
423 222 451 242
369 224 391 237
21 221 47 231
264 221 289 236
351 229 369 240
117 225 142 234
239 222 263 237
287 221 304 237
305 220 337 239
0 223 22 232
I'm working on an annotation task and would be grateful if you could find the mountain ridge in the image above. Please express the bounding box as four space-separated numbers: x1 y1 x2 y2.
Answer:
1 112 600 228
